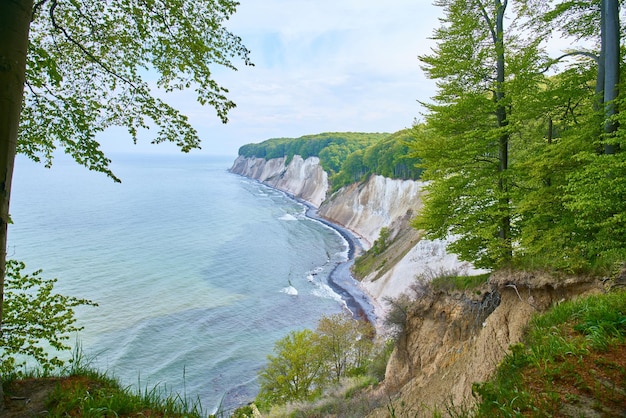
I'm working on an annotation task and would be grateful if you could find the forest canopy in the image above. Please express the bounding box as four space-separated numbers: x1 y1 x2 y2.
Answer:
237 130 422 190
410 0 625 273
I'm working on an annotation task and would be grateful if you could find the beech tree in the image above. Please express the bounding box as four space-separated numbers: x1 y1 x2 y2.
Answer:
412 0 536 268
256 314 375 409
0 0 250 406
515 0 625 268
413 0 625 271
316 313 374 382
521 0 620 148
1 260 97 376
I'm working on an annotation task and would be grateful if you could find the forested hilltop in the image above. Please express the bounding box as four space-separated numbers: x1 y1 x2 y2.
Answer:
237 130 422 191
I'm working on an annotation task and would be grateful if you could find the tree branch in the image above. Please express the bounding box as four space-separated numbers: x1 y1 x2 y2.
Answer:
32 0 51 21
48 0 138 90
476 0 497 45
541 51 600 73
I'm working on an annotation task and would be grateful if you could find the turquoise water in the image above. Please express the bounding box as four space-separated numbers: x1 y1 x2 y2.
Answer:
8 153 347 413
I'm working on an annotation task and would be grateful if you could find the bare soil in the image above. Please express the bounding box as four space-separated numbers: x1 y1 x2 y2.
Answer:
1 377 60 417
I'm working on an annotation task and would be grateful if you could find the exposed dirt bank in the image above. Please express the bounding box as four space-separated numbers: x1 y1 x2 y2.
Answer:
368 271 606 416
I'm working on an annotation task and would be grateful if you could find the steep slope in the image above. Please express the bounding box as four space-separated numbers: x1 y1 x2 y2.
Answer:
230 155 329 207
230 156 480 319
369 272 604 416
231 154 620 417
318 175 423 249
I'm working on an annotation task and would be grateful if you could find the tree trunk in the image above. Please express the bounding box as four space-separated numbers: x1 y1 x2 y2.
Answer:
0 0 33 408
597 0 606 104
603 0 620 154
494 0 512 262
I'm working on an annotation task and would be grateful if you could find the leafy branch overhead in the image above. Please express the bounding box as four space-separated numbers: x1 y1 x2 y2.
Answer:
22 0 253 180
0 0 251 403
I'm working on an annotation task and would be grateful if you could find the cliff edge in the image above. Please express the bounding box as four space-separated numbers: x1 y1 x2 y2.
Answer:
369 271 604 416
230 155 329 207
229 156 486 317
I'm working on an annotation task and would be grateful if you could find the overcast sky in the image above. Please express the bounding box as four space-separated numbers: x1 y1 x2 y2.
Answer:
101 0 441 157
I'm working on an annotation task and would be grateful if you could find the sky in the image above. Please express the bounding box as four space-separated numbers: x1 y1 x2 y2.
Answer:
100 0 442 157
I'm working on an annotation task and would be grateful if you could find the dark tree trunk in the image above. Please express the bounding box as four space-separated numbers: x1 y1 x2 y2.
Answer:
494 0 512 262
603 0 620 154
0 0 33 408
597 0 606 103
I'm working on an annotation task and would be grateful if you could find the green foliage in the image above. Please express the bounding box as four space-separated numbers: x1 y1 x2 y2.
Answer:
237 130 422 191
40 368 206 417
370 227 391 256
473 290 626 417
1 260 97 376
256 314 375 409
367 339 395 383
316 313 375 382
257 329 327 407
411 0 537 269
21 1 251 179
430 273 491 293
238 132 388 170
411 0 626 272
329 129 422 190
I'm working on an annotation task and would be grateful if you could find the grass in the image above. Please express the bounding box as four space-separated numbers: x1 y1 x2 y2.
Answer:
429 272 491 292
46 369 206 417
6 281 624 417
471 289 626 417
3 361 210 417
257 375 386 418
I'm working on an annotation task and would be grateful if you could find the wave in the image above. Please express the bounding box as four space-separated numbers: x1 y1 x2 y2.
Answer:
280 285 298 296
311 282 344 304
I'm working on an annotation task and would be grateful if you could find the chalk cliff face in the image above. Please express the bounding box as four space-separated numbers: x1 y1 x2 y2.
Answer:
230 155 471 309
230 155 329 207
318 176 424 249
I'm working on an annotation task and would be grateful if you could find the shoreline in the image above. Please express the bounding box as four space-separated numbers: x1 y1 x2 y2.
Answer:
229 169 378 325
301 202 378 324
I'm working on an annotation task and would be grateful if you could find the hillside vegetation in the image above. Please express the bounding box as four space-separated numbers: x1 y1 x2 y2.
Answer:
237 130 422 191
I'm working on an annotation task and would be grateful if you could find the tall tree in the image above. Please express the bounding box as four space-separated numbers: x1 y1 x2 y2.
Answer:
517 0 625 268
0 0 250 406
602 0 620 153
413 0 526 268
316 313 374 382
522 0 620 149
0 5 33 408
257 329 327 406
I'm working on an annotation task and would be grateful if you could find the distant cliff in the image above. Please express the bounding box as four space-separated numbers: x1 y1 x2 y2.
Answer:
318 175 423 248
229 155 468 317
230 155 328 207
229 155 423 252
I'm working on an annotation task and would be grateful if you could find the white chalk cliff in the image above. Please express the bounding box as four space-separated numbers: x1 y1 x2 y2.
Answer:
230 155 328 207
229 155 480 317
318 176 424 249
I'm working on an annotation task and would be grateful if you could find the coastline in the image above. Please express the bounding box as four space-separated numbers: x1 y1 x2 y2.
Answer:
229 169 378 325
301 202 378 324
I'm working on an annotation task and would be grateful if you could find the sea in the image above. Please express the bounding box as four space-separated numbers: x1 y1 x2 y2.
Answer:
7 153 350 414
